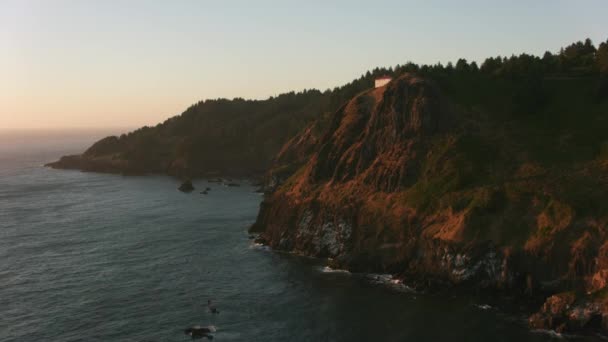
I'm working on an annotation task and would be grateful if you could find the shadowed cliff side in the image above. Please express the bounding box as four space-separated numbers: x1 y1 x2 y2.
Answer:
46 93 329 178
45 69 394 179
251 73 608 335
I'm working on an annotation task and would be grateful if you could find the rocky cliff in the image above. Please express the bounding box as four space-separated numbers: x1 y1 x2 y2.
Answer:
251 74 608 335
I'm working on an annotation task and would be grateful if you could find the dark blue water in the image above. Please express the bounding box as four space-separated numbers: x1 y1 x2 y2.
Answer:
0 130 574 341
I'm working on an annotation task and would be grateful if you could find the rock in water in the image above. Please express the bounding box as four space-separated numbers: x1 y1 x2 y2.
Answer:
184 325 216 340
178 180 195 192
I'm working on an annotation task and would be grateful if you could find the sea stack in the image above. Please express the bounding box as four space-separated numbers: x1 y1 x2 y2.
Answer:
178 180 195 192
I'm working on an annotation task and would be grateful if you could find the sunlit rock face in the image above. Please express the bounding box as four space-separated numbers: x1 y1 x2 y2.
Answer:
251 73 608 335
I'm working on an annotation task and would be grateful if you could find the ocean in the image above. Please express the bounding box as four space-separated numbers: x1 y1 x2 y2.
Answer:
0 129 577 341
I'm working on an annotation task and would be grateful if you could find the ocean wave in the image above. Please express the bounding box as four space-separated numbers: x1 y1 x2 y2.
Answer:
249 242 271 251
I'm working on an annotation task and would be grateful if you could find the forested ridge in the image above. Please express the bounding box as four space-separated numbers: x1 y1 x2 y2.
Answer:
48 38 608 178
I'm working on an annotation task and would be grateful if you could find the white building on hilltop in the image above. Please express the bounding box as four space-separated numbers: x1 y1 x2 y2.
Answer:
374 76 392 88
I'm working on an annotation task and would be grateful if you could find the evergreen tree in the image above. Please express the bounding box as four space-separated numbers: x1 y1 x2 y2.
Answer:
455 58 470 72
597 40 608 74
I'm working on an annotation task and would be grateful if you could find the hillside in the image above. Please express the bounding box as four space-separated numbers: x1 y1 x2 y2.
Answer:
47 37 608 334
252 40 608 334
48 38 608 181
46 71 390 178
47 92 323 177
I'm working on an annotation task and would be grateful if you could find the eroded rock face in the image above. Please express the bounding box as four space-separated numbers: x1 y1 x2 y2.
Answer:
294 211 352 258
443 249 501 283
529 292 577 332
310 75 452 189
251 73 608 335
253 75 495 278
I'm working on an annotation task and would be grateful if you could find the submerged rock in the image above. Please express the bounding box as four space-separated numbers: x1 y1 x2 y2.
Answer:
178 180 195 192
184 325 216 340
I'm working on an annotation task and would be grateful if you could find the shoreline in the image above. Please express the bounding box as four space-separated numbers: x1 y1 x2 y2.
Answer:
248 237 595 339
44 157 265 185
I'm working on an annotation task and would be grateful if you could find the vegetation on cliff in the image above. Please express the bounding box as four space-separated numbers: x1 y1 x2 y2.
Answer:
48 38 607 180
46 68 414 177
252 38 608 334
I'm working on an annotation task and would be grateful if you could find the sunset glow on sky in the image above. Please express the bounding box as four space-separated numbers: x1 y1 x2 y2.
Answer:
1 0 607 129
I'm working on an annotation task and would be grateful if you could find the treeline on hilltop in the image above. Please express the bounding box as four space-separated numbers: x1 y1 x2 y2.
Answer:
57 38 608 178
352 38 608 113
83 90 331 177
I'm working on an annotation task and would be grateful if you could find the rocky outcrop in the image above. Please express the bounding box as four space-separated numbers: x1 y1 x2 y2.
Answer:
529 292 607 334
250 73 608 335
178 180 195 192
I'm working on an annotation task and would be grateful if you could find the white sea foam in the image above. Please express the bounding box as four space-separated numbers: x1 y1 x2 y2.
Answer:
319 266 351 274
249 243 270 251
531 329 564 339
365 273 415 293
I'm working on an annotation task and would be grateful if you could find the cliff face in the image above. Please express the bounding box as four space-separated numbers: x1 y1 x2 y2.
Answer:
251 74 608 334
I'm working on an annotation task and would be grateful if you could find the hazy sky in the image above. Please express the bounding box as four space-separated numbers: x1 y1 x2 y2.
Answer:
1 0 607 129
